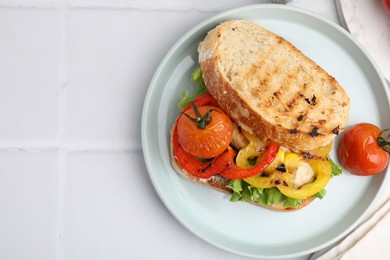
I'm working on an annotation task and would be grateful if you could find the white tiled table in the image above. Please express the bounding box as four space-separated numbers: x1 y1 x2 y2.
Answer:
0 1 363 259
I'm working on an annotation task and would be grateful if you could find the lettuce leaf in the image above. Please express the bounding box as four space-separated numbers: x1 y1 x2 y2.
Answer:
283 196 302 208
192 67 208 97
226 179 243 202
328 156 343 176
313 189 327 199
178 67 208 110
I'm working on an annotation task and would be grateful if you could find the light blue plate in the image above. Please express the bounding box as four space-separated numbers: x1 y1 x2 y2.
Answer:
141 4 390 259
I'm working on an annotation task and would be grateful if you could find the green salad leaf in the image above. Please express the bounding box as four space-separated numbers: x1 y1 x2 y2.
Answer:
178 67 208 110
283 196 302 208
313 189 327 199
178 90 192 111
192 67 208 97
328 156 343 176
226 179 243 202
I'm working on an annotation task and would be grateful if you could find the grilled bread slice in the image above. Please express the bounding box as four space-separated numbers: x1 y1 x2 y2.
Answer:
198 20 350 152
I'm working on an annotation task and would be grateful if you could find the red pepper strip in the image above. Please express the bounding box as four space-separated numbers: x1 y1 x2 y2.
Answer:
172 118 230 178
172 93 229 178
220 144 280 180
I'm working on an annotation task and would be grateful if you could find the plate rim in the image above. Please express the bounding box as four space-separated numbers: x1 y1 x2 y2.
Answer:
141 4 390 259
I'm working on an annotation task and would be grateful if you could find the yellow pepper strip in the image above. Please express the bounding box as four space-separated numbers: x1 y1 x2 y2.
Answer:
243 150 287 187
278 157 332 199
307 142 332 158
236 142 262 168
244 169 290 189
242 130 266 147
236 130 267 168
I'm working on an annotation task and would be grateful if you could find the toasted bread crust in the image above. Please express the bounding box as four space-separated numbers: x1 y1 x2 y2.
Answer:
170 127 314 211
198 20 350 152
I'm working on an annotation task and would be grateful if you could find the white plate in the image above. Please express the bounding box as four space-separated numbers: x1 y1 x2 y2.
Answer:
142 4 390 259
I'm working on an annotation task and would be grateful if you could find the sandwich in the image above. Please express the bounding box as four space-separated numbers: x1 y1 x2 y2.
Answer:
170 20 350 211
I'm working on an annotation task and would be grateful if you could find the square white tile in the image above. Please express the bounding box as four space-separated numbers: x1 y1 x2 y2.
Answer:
0 8 62 146
0 151 59 260
63 151 161 259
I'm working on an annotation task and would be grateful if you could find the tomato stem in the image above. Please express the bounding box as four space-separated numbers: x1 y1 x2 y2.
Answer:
183 101 217 129
377 129 390 154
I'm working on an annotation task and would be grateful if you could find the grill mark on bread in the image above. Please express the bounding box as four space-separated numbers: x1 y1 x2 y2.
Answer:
272 68 318 131
247 45 279 101
260 58 300 115
286 78 307 113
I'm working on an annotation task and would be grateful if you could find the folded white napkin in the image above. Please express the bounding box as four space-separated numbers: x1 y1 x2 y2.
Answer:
311 181 390 260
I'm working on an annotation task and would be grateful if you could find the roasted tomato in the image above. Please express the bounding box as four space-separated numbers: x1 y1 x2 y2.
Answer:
177 104 233 159
337 123 390 176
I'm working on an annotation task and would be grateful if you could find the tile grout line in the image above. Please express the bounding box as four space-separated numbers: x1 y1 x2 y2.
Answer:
56 4 68 260
0 143 140 152
0 2 224 12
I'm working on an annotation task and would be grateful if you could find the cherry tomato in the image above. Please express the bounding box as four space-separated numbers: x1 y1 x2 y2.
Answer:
177 105 233 159
383 0 390 15
337 123 389 176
